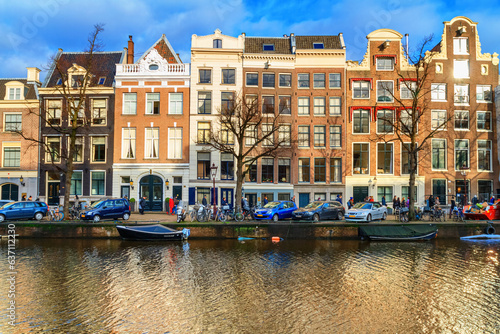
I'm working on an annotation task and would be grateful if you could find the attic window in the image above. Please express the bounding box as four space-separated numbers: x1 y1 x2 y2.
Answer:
98 77 106 85
263 44 275 51
56 78 62 85
313 43 324 49
149 64 159 71
213 39 222 48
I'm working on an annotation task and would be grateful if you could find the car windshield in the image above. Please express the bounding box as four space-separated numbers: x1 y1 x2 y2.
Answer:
305 202 323 209
1 202 15 209
264 202 280 208
90 200 105 208
353 203 372 210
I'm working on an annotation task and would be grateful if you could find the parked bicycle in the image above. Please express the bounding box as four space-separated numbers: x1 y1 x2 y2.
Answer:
430 206 445 222
452 205 465 222
234 205 258 222
69 204 81 220
48 206 64 221
399 207 409 223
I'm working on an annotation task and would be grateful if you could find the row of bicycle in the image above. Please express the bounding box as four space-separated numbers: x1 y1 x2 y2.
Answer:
46 205 83 221
178 203 258 223
394 205 465 223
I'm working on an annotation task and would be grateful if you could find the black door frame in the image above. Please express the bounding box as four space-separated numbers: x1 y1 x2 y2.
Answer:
139 175 163 211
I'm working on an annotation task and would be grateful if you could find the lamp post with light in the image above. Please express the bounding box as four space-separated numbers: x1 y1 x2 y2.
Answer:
211 164 218 217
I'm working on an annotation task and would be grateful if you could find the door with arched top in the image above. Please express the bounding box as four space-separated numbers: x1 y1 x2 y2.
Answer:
139 175 163 211
1 184 19 201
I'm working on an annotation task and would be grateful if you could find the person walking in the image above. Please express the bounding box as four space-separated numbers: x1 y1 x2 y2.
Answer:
291 195 296 203
449 196 456 219
263 195 268 205
382 195 386 206
401 197 406 208
347 197 353 209
139 196 146 215
28 196 32 201
21 194 26 201
472 195 478 206
202 195 208 207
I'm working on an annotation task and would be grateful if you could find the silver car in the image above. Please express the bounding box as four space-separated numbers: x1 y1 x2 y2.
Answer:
345 202 387 222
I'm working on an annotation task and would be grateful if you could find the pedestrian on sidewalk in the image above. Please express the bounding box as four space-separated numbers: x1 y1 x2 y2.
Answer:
139 196 146 215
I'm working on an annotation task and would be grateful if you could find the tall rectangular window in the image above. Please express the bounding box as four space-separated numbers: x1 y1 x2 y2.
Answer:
91 136 106 162
353 143 369 174
432 179 446 202
431 83 446 101
377 186 393 203
92 99 107 125
402 143 417 175
313 97 326 115
279 96 291 114
213 39 222 48
476 85 492 102
146 93 160 114
221 123 234 145
245 124 257 146
262 158 274 183
454 59 469 78
262 73 275 88
278 158 290 183
454 110 469 130
298 158 310 182
400 81 416 99
197 122 211 144
70 171 83 196
168 128 182 159
400 109 414 134
221 92 234 115
197 152 210 180
401 186 417 204
8 88 21 100
329 125 341 148
69 99 85 126
329 73 341 88
478 140 492 172
329 97 341 116
377 81 394 102
262 124 273 146
330 158 342 183
353 109 369 134
377 143 393 174
73 137 83 163
222 69 235 84
199 69 211 84
47 100 62 125
245 160 257 182
221 153 234 180
279 74 291 87
478 180 493 202
169 93 183 115
198 91 211 114
262 96 275 114
246 73 258 86
453 37 468 54
46 137 61 163
279 124 291 146
314 158 326 182
122 128 136 159
477 111 491 131
455 139 469 170
353 81 370 99
314 126 326 147
144 128 159 159
431 110 447 130
4 114 22 132
377 109 393 133
3 147 20 167
454 84 469 104
298 73 309 88
432 139 446 170
298 125 309 148
123 93 137 115
313 73 325 88
91 171 105 196
298 97 309 115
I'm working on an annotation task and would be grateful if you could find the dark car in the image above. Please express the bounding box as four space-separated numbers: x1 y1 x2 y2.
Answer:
292 201 345 222
0 200 14 208
0 201 48 222
254 201 297 222
80 198 131 223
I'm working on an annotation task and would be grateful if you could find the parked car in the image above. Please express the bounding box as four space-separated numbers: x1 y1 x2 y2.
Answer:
0 201 48 222
345 202 387 222
292 201 345 222
254 201 297 222
0 200 14 208
80 198 131 222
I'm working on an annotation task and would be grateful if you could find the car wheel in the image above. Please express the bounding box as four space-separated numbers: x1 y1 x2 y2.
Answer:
366 214 372 222
337 211 344 220
35 212 43 221
382 212 387 220
272 214 279 222
123 213 130 220
0 214 4 223
313 214 320 222
93 215 101 223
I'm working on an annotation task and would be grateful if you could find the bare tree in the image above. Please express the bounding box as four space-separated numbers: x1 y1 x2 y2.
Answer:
17 24 105 219
375 35 454 220
196 94 294 211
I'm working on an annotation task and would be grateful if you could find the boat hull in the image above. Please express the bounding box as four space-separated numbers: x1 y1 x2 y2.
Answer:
116 224 189 241
359 225 438 241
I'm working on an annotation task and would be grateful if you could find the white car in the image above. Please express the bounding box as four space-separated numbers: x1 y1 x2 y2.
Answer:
345 202 387 222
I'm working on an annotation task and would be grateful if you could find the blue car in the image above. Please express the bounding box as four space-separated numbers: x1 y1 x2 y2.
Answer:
0 201 48 222
254 201 297 222
80 198 131 223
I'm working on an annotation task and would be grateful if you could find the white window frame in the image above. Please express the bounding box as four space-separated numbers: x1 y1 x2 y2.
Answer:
169 93 183 115
352 109 370 134
476 85 492 103
352 142 370 175
431 139 447 171
453 37 469 55
329 97 341 116
376 109 394 134
352 80 370 99
454 110 469 131
431 83 446 101
400 81 416 100
431 110 447 130
91 98 107 126
69 136 84 163
245 124 257 146
121 128 136 159
313 73 326 88
376 142 394 175
90 170 106 196
376 80 394 103
168 127 183 159
329 73 341 88
454 59 469 79
278 73 292 88
477 111 492 132
313 97 326 116
46 99 62 125
91 136 107 163
298 97 310 115
70 170 83 196
8 87 22 100
2 142 21 168
3 112 22 132
246 72 258 87
454 139 469 171
477 140 492 172
221 68 236 85
144 128 159 159
278 124 291 147
123 93 137 115
45 136 61 163
146 92 160 115
401 142 418 175
454 84 469 105
376 57 395 71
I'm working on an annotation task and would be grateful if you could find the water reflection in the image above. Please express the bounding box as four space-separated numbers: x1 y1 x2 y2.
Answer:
1 239 500 333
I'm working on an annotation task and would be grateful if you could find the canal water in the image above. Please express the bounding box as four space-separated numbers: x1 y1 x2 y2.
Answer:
1 238 500 333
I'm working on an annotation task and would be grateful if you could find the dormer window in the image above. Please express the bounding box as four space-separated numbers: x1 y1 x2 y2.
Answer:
98 77 106 85
313 43 324 49
213 39 222 48
56 78 62 85
149 64 159 71
9 88 21 100
4 82 26 100
263 44 275 51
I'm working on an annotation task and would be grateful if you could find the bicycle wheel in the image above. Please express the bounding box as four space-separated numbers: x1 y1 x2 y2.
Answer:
56 212 64 221
234 212 244 222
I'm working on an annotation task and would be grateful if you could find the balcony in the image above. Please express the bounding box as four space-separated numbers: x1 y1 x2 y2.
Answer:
116 63 190 76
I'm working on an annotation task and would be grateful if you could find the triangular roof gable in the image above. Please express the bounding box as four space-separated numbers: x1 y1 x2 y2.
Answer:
137 35 181 64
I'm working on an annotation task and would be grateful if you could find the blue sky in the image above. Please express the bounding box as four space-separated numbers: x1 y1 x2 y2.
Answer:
1 0 500 80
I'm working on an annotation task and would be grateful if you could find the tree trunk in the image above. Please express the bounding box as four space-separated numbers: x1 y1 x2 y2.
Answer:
235 157 244 213
408 148 417 221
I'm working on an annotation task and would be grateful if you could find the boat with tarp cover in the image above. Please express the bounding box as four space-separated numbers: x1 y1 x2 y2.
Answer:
116 224 190 241
359 224 438 241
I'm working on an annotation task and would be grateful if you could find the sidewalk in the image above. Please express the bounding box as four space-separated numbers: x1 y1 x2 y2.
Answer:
128 211 178 223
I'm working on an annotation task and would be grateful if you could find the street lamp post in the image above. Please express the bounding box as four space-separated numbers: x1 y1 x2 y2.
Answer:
460 164 468 205
211 163 218 217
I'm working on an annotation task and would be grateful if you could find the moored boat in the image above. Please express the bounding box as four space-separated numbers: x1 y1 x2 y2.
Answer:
359 224 438 241
116 224 190 241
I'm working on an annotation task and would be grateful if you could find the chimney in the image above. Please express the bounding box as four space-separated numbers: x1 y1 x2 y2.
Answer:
290 33 296 54
177 53 182 63
27 67 41 84
127 35 134 64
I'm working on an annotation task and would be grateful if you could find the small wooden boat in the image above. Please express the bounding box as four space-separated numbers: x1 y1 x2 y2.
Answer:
116 224 190 241
359 224 438 241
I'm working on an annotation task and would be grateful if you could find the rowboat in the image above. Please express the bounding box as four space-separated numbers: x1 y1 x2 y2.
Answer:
359 224 438 241
116 224 190 241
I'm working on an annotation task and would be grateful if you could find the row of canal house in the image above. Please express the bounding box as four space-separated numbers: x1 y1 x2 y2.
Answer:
0 16 498 210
